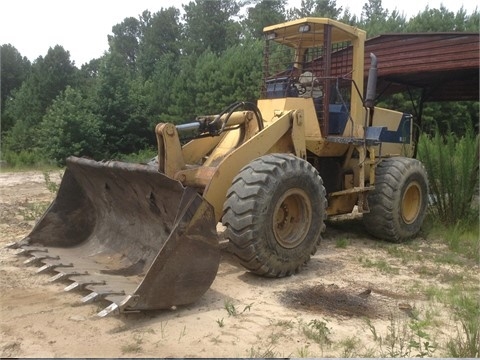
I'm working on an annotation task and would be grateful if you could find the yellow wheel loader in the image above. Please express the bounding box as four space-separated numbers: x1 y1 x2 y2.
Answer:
8 18 428 316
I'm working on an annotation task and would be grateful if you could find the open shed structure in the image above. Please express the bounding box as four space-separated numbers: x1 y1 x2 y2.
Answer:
362 32 479 125
364 32 479 102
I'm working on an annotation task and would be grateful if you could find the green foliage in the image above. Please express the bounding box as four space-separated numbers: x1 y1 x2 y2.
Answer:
288 0 356 22
182 0 241 55
38 86 104 165
247 345 279 357
19 201 50 221
1 149 46 168
339 336 362 357
406 5 478 32
425 219 480 263
34 45 78 107
43 171 62 194
2 1 479 167
117 147 157 163
335 237 350 248
0 44 31 122
243 0 287 38
120 333 143 354
423 284 479 357
421 102 478 136
95 53 155 156
301 318 332 355
417 126 479 226
223 298 253 317
137 8 182 79
2 45 78 159
194 40 263 114
108 17 142 73
364 313 436 358
146 53 184 123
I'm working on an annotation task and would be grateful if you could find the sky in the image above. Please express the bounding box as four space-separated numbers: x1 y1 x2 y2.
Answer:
1 0 478 67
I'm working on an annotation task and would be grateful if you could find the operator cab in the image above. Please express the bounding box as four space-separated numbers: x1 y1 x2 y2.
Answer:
261 18 366 136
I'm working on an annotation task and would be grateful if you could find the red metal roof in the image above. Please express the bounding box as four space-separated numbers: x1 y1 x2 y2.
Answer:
364 33 479 101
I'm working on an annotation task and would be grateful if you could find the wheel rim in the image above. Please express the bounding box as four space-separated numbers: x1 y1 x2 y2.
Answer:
273 188 312 248
401 181 422 224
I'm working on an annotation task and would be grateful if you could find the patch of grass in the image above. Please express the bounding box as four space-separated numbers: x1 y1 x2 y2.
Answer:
216 318 224 328
224 298 238 316
0 150 52 170
422 217 480 266
209 335 222 344
437 271 469 285
442 222 479 263
178 325 187 342
159 321 168 339
335 237 350 248
272 319 294 329
121 343 142 354
420 284 479 357
364 317 379 341
19 201 50 221
386 245 423 264
301 318 332 354
296 345 311 357
120 333 143 354
223 298 253 317
446 294 480 357
364 313 435 358
339 336 362 357
358 256 399 275
264 319 294 347
423 285 445 302
431 247 471 266
268 331 282 345
247 345 278 357
415 265 437 277
43 171 62 194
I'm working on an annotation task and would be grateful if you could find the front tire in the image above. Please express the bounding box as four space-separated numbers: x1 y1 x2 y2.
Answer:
222 154 327 277
363 157 428 242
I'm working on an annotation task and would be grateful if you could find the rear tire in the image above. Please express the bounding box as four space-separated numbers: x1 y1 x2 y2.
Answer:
222 154 327 277
363 157 428 242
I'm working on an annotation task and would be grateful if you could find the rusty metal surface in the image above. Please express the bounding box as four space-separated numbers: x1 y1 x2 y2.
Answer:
10 156 220 316
365 33 479 101
330 33 479 101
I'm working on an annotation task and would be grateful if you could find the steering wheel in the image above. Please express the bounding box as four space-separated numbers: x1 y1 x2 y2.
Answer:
297 83 307 95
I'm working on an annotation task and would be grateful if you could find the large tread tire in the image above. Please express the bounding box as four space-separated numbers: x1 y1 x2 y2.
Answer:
222 153 327 277
363 157 428 243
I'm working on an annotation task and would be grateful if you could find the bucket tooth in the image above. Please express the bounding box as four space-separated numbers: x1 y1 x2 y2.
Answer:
16 246 48 255
64 279 106 292
97 303 120 317
37 261 73 274
82 289 126 304
97 295 138 317
23 252 59 265
49 269 89 282
5 237 30 249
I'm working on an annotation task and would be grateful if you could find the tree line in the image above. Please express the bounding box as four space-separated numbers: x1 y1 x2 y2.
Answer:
1 0 479 166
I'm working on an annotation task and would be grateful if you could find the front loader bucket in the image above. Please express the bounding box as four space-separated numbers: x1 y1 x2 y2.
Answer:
9 157 220 316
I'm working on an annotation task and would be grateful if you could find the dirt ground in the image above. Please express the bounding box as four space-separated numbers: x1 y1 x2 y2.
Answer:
0 170 475 357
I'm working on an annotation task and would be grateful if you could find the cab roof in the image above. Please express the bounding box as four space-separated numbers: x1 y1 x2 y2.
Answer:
263 17 366 47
